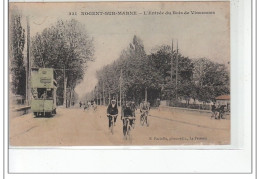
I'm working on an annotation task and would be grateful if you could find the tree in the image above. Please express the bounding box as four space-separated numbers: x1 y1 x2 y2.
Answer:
95 38 229 107
149 45 172 80
9 9 26 97
95 35 163 105
149 45 194 101
193 58 230 102
31 19 94 106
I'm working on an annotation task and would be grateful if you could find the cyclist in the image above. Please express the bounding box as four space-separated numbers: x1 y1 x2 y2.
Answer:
219 105 226 119
215 103 221 119
93 101 97 111
211 103 216 119
147 101 151 111
122 101 134 119
122 101 135 135
130 101 136 117
140 100 150 114
140 100 149 118
129 101 137 127
107 99 118 128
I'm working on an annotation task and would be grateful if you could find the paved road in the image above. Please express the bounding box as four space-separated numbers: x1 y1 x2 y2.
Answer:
9 106 230 146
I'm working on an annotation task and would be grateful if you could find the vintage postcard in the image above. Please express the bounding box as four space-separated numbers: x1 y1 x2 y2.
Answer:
9 1 230 146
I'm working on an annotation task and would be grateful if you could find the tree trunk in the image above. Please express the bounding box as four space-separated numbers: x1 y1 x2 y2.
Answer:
145 87 147 102
117 94 119 107
102 81 105 105
109 91 111 104
63 77 67 107
99 93 101 105
69 88 72 107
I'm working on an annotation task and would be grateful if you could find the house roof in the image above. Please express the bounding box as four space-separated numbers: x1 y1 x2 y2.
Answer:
216 95 230 100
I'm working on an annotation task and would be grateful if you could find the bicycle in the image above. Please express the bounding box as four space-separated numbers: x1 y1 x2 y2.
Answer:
140 110 149 127
107 114 117 134
122 116 135 140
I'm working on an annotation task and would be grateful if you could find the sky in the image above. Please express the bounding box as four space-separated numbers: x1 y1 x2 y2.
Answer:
10 2 230 99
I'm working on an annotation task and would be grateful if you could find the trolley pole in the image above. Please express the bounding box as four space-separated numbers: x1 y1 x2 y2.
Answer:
26 16 31 105
99 92 101 105
119 69 122 107
145 87 147 103
99 82 101 105
102 80 105 105
63 65 67 107
96 86 98 105
176 40 178 100
171 39 173 82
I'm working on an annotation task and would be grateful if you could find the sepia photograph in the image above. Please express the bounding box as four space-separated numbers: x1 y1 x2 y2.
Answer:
9 1 230 146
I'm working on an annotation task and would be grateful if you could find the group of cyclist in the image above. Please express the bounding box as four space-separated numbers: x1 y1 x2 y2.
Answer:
79 100 97 111
106 98 150 137
80 98 150 138
211 103 227 119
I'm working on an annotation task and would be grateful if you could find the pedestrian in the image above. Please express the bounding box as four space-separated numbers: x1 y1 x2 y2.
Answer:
79 101 82 108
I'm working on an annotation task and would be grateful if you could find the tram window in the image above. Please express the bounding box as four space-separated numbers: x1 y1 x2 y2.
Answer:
37 88 53 99
32 88 38 99
37 88 44 99
46 89 53 99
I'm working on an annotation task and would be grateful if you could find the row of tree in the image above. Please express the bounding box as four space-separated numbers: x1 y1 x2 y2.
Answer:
92 35 230 106
9 9 26 97
9 11 94 106
9 11 229 107
31 19 94 106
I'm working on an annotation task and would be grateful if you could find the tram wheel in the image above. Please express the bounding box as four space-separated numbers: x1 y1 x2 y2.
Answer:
46 112 52 117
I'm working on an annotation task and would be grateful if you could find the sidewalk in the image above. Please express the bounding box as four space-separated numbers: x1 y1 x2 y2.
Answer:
10 104 31 118
159 105 212 113
158 105 230 119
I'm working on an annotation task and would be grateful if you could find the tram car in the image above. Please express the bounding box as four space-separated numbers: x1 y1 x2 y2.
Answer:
31 68 57 117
